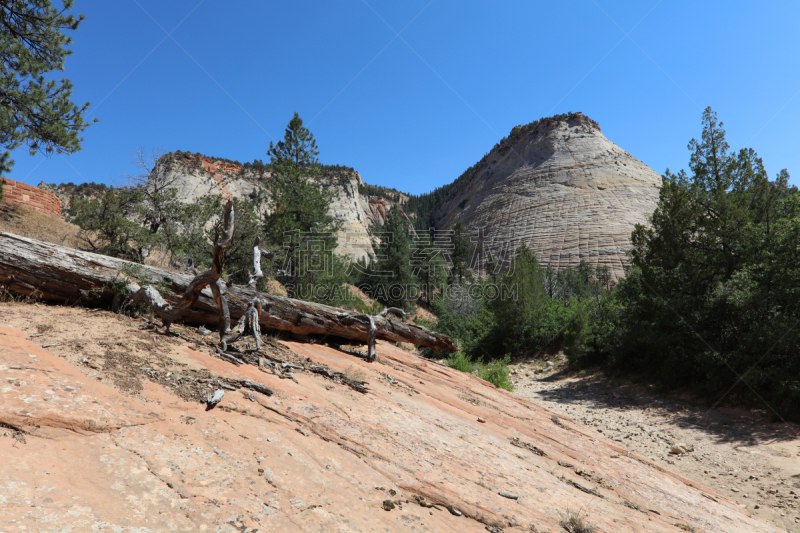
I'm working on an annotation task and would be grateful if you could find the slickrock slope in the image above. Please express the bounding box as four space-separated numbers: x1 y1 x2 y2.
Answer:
433 113 661 278
0 303 780 533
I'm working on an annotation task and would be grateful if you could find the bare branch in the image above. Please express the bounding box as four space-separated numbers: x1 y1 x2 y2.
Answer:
127 200 235 335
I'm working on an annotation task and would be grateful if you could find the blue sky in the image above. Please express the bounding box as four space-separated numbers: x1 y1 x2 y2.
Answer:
8 0 800 194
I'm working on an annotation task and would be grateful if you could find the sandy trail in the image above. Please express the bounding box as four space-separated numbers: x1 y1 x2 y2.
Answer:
510 359 800 532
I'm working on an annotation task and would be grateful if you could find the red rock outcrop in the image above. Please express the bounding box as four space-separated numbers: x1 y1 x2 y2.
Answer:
0 314 781 533
1 177 62 218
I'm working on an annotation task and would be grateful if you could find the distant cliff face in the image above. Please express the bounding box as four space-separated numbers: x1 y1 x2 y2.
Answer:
152 153 394 263
432 113 661 278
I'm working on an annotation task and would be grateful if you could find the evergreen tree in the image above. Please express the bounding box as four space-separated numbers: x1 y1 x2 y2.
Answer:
607 107 800 416
412 229 447 305
72 188 156 262
262 113 344 302
174 195 265 286
490 245 564 354
372 205 415 309
0 0 95 173
449 221 472 283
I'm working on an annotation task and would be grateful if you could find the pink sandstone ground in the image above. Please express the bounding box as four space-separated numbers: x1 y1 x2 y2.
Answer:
0 302 785 533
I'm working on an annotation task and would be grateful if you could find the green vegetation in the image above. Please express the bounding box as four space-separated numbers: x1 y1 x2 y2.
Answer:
358 182 407 201
262 112 349 304
356 205 416 309
0 0 95 174
412 230 447 305
445 351 513 391
427 107 800 421
63 106 800 419
72 188 156 262
172 195 264 286
60 181 108 194
71 114 351 305
423 249 610 390
169 149 356 181
449 221 472 284
601 108 800 418
71 186 263 284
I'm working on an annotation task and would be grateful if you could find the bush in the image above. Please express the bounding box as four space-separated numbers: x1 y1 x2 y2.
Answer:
71 188 157 262
446 351 474 373
445 352 513 391
474 355 514 391
426 283 501 361
490 245 572 355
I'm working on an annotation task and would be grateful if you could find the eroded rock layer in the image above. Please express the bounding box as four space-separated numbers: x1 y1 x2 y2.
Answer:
433 113 661 278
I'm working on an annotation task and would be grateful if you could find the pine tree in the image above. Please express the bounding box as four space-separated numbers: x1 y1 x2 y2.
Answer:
449 221 473 283
412 230 447 305
490 244 561 353
262 113 343 301
0 0 95 173
372 205 415 309
611 107 800 414
72 188 156 262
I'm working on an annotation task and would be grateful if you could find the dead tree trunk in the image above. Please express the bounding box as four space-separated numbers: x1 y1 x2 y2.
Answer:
126 200 235 343
0 231 457 352
351 307 406 362
247 237 273 288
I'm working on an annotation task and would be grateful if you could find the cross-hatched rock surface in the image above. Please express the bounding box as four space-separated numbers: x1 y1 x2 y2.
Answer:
433 113 661 278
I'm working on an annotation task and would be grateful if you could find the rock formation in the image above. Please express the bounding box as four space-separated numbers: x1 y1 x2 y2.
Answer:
39 114 661 278
149 152 393 263
1 178 62 218
0 312 781 533
431 113 661 278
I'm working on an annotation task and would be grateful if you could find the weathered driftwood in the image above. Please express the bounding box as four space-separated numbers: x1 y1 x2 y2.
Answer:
351 307 406 362
308 365 370 393
217 351 243 366
0 231 457 352
238 380 274 396
247 237 273 288
207 390 225 409
127 200 235 342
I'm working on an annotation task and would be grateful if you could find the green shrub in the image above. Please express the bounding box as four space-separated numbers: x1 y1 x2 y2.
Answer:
445 352 513 391
425 284 501 361
446 351 474 373
600 108 800 420
474 355 514 391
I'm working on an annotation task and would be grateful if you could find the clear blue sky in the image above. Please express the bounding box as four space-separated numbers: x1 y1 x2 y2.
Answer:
8 0 800 194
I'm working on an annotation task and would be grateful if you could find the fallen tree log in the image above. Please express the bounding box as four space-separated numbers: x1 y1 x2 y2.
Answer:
0 231 457 352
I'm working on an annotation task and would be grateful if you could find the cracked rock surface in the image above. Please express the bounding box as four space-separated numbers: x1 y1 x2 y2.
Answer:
0 302 785 532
